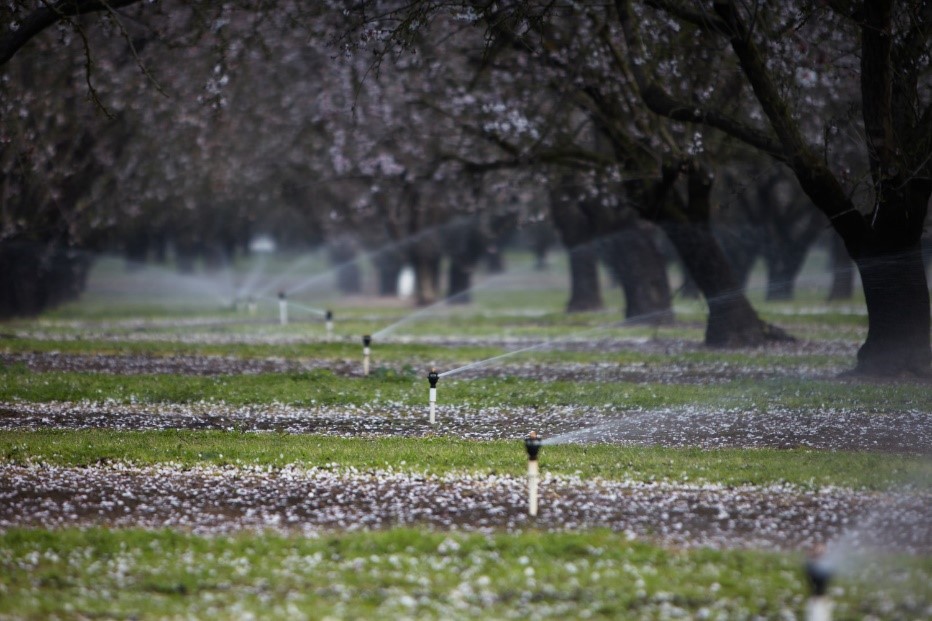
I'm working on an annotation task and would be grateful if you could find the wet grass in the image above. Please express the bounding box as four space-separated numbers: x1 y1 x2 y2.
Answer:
0 364 926 412
1 527 928 620
2 430 929 490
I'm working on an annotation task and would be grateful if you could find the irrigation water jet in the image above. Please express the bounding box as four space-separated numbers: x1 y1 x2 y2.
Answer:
247 296 257 315
805 545 834 621
427 369 439 424
524 431 542 517
362 335 372 376
325 310 334 341
278 291 288 326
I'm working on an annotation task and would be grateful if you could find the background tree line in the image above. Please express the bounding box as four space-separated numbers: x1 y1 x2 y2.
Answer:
1 0 929 375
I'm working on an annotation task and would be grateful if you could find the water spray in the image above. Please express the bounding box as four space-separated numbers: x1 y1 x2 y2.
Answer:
278 291 288 326
804 545 833 621
427 369 439 424
325 310 334 341
524 431 542 517
362 334 372 376
247 295 257 316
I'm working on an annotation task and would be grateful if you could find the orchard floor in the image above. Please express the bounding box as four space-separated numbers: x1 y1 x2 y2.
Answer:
1 336 930 558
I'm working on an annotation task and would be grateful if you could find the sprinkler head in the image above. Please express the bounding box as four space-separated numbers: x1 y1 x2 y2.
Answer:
428 369 439 388
362 334 372 347
524 431 542 461
805 546 832 597
278 291 286 300
326 309 333 321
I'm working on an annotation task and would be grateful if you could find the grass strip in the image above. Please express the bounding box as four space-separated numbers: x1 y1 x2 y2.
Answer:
0 366 927 411
2 430 928 490
0 527 927 620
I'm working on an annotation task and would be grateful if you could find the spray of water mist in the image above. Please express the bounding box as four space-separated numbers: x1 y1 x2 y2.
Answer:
119 259 238 307
234 252 270 301
371 267 536 340
436 303 677 379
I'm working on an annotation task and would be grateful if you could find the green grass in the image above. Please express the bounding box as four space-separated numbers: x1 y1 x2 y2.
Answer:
0 363 927 412
2 430 928 490
0 527 928 620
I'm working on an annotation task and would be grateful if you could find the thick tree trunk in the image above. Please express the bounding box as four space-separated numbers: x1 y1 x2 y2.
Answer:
601 222 673 324
445 219 485 304
0 242 91 319
855 242 930 375
566 244 603 312
549 182 603 312
447 259 473 304
412 251 442 306
652 166 791 346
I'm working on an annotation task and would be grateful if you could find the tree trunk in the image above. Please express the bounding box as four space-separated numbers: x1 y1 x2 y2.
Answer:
549 181 603 312
0 242 91 319
412 251 442 306
445 218 485 304
375 252 404 297
652 165 791 346
566 244 603 312
447 259 472 304
601 222 673 324
855 241 930 375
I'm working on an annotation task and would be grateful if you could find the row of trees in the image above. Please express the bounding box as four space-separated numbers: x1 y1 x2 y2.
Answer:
1 1 929 375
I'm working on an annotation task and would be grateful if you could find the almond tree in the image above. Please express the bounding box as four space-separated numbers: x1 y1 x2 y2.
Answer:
616 0 930 375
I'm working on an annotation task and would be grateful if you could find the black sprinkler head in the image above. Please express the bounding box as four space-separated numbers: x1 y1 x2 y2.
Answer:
525 431 542 461
278 291 286 300
805 552 832 597
362 334 372 347
326 310 333 321
428 369 439 387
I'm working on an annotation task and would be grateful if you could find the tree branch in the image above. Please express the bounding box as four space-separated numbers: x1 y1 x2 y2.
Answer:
0 0 144 65
615 0 786 160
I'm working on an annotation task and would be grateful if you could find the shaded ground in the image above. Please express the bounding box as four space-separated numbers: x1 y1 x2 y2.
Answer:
1 401 929 453
1 464 928 554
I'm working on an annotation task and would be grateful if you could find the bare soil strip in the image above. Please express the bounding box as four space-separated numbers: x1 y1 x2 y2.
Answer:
1 464 928 554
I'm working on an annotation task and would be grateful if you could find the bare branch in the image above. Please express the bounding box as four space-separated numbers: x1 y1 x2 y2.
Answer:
0 0 144 65
615 0 786 160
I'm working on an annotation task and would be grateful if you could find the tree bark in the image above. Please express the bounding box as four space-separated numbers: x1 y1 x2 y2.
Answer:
650 165 791 346
601 222 673 324
447 259 473 304
549 181 604 312
849 181 932 375
411 249 442 306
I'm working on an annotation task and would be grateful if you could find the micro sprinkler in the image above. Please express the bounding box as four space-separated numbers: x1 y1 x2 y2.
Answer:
524 431 542 517
427 368 439 424
325 309 334 341
278 291 288 326
804 545 834 621
362 334 372 376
